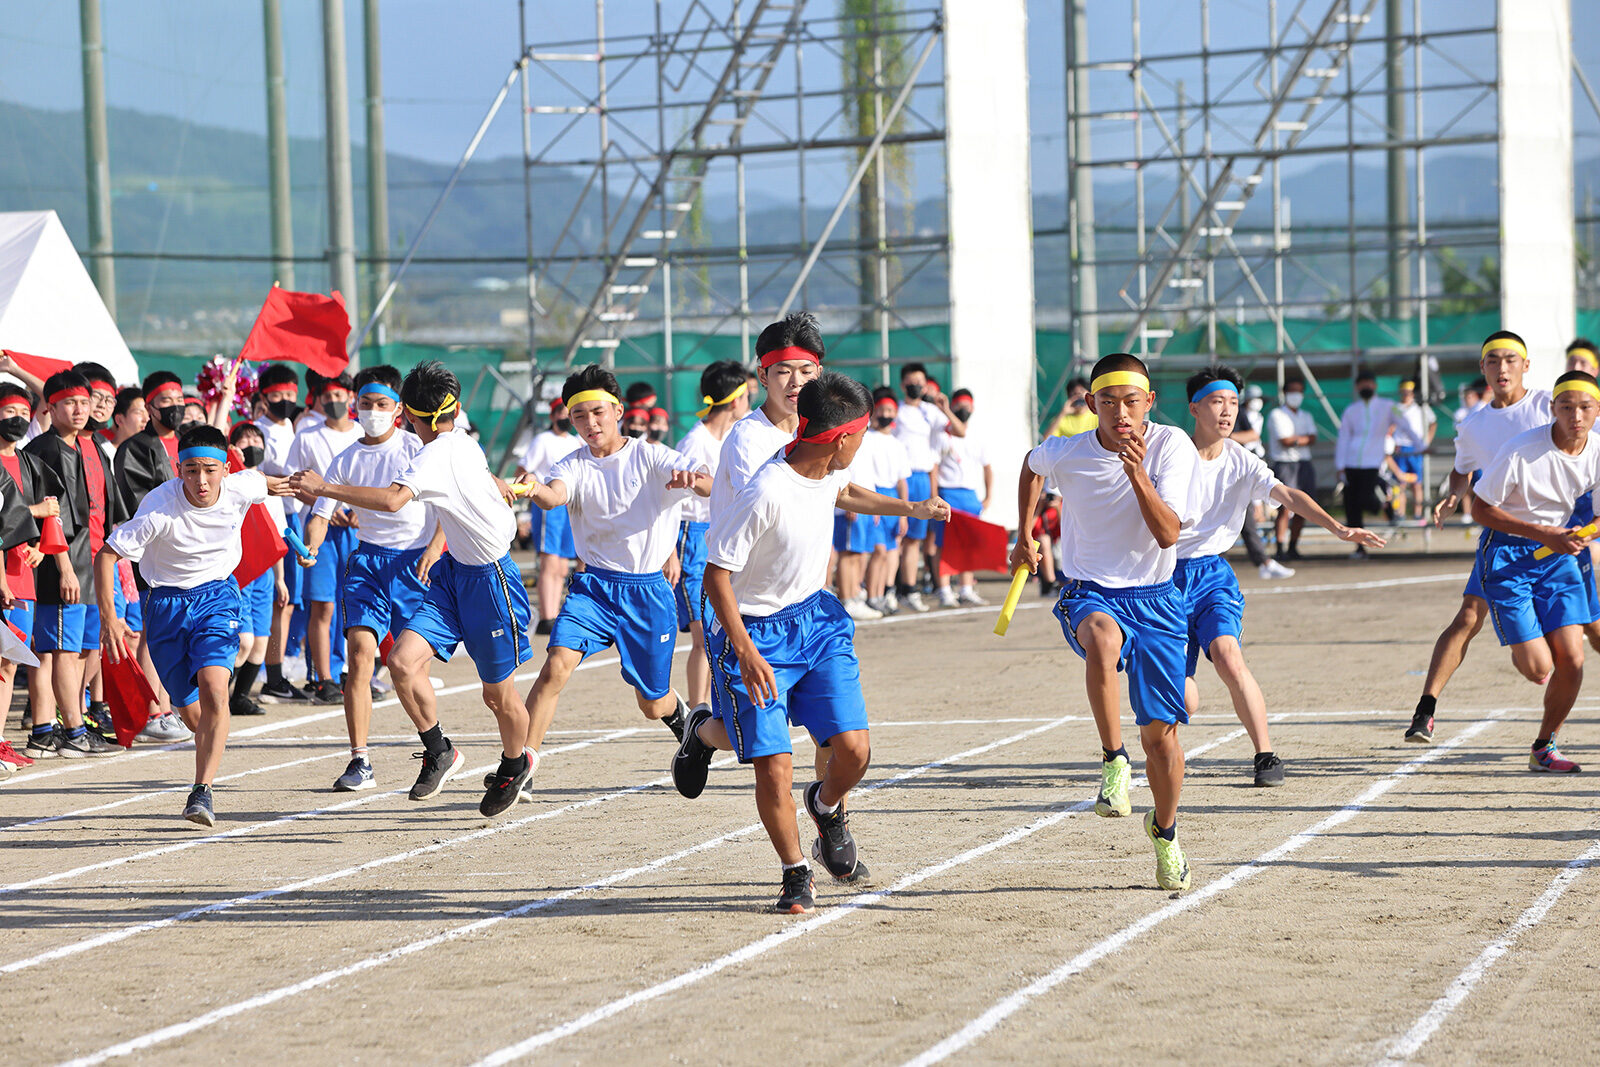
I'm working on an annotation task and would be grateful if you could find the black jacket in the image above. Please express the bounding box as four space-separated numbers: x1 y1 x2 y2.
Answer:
113 424 176 518
24 430 125 604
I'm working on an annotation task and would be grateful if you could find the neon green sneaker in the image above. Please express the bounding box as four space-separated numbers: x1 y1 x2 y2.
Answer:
1144 810 1191 891
1095 753 1132 817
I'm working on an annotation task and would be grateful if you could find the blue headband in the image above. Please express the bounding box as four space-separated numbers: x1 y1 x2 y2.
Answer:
1189 379 1239 404
177 445 228 465
357 383 401 403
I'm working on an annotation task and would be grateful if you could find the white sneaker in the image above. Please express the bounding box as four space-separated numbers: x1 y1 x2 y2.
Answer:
1258 559 1295 580
844 597 883 621
904 591 929 613
957 585 987 606
884 591 899 614
135 712 193 745
936 586 960 608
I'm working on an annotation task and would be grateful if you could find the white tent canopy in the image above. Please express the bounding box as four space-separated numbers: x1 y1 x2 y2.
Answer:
0 210 137 384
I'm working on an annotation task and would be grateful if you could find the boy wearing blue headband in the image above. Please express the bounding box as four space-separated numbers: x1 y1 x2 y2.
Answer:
1178 366 1386 788
300 365 446 794
96 424 294 825
1011 352 1201 892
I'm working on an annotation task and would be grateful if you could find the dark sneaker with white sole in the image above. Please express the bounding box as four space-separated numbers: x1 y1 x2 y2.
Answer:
183 785 215 827
671 705 716 799
775 865 816 915
62 726 121 758
661 700 688 742
1404 711 1434 744
259 678 308 703
480 754 534 817
812 838 871 884
1253 751 1285 787
408 744 464 801
803 781 859 880
333 757 375 791
481 749 540 802
307 679 343 706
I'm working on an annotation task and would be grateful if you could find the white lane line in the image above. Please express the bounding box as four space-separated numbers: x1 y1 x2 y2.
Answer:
0 728 644 898
1373 836 1600 1066
1246 572 1461 595
899 714 1506 1067
466 724 1256 1065
55 716 1088 1064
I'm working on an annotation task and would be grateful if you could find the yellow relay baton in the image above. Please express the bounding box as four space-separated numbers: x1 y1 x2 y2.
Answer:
994 541 1038 637
1533 522 1598 560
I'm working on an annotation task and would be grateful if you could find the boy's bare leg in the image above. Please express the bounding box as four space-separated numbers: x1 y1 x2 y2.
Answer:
753 752 802 864
686 621 710 707
537 554 567 621
344 629 379 750
816 729 869 808
386 630 441 732
52 652 86 729
1208 636 1272 753
1537 625 1584 741
523 646 583 751
1074 613 1125 753
307 601 334 680
191 665 233 785
1139 720 1184 830
1420 597 1487 699
481 676 527 759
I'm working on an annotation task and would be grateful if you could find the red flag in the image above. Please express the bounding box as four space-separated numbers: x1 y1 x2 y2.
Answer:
2 349 75 382
937 510 1010 577
104 641 157 747
237 285 351 377
226 447 288 587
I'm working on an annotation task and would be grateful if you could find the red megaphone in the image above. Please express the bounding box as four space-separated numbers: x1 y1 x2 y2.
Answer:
38 497 68 555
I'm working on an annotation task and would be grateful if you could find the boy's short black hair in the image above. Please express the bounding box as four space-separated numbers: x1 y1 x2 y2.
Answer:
113 386 142 418
795 371 871 435
322 371 355 393
354 364 403 395
951 388 973 403
1185 364 1243 401
1354 364 1377 384
1467 376 1488 394
75 362 114 389
1283 375 1305 390
1066 376 1090 394
1483 329 1526 352
0 382 31 409
871 386 897 405
1554 369 1599 390
305 370 327 398
400 360 462 427
756 311 825 362
899 361 928 380
1088 352 1150 384
177 423 227 455
562 364 623 407
624 381 657 406
259 363 299 392
141 370 182 397
228 420 264 446
43 369 89 401
699 360 747 410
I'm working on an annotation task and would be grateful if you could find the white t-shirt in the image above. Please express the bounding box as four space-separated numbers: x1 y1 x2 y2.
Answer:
1475 424 1600 527
892 400 950 472
853 430 911 492
519 428 582 481
1452 389 1552 476
675 421 728 525
1394 401 1436 451
105 470 268 589
314 431 433 550
549 437 700 572
705 457 852 617
1177 440 1282 559
1266 406 1317 463
711 408 792 518
1335 397 1399 470
394 431 517 567
1027 422 1201 587
938 428 991 493
255 415 301 514
286 422 360 478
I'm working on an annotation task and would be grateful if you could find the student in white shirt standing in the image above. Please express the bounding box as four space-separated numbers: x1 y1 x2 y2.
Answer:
225 421 288 718
1392 379 1436 521
671 360 750 710
1265 379 1319 562
96 425 294 826
253 364 310 703
1178 367 1386 787
515 397 583 633
860 389 911 614
1334 365 1402 552
671 372 950 913
891 361 968 611
933 387 992 608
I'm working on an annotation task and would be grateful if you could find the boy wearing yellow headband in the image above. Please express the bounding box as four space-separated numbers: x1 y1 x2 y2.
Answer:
1468 369 1600 772
1010 352 1201 891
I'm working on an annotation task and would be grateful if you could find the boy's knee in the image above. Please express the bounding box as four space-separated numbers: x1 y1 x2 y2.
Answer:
827 731 871 767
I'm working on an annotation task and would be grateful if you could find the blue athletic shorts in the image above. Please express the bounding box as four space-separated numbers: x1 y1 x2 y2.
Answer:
934 486 984 548
1174 554 1245 678
1395 450 1424 478
113 579 127 621
307 522 356 604
1573 491 1595 528
675 520 709 632
242 567 275 636
832 512 876 555
531 504 577 558
81 603 101 651
6 599 34 647
1054 578 1189 726
145 578 243 708
34 602 87 654
405 552 532 684
343 543 428 641
874 486 901 548
124 587 144 631
905 470 933 540
1477 531 1594 646
551 567 677 699
708 590 869 762
282 511 305 608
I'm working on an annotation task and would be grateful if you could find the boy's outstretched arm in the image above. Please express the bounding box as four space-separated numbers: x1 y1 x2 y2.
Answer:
519 478 570 511
290 470 414 513
1270 484 1387 549
836 482 950 522
1010 459 1044 574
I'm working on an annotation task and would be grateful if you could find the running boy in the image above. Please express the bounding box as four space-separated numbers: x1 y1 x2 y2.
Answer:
671 371 950 913
515 399 582 634
1178 366 1387 786
98 424 293 824
1011 352 1200 891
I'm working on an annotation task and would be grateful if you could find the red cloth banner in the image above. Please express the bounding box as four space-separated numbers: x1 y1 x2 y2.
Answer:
937 509 1010 577
237 286 352 377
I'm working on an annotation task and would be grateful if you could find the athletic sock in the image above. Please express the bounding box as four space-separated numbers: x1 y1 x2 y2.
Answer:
497 751 528 778
1534 736 1553 750
264 662 284 686
814 793 840 815
30 723 53 741
1153 819 1176 841
67 725 88 741
662 705 685 735
1103 746 1128 763
781 860 808 873
351 745 368 761
419 724 449 756
1415 694 1436 717
233 661 261 699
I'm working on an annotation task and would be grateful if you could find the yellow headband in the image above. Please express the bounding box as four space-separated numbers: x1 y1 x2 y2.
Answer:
564 388 623 410
1090 370 1151 394
1553 379 1600 401
696 380 748 418
1481 337 1528 360
404 393 458 430
1571 346 1599 367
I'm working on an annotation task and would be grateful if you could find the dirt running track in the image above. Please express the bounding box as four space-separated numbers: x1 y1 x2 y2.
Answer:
3 553 1598 1066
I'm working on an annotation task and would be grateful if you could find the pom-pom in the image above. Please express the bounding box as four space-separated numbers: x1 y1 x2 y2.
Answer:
197 356 260 418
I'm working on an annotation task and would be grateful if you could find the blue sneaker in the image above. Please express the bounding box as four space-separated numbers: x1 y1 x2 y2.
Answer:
183 784 215 827
333 757 375 792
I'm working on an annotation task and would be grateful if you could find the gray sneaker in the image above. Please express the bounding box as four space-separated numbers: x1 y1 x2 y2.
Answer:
58 725 121 758
333 757 375 792
135 713 193 745
183 784 215 827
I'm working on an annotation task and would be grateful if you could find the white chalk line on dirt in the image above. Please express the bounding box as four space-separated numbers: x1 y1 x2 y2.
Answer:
898 713 1508 1067
1372 835 1600 1066
56 715 1097 1065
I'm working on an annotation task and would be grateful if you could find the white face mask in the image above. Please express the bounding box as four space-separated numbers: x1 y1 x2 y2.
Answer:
357 408 397 437
1247 398 1264 413
1285 392 1303 409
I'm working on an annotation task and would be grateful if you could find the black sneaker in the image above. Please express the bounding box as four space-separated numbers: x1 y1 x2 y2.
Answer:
1253 751 1285 787
83 701 117 743
61 725 121 758
1405 711 1434 745
24 729 64 759
803 781 858 879
812 838 872 884
775 865 816 915
408 744 464 801
259 677 309 703
661 700 687 742
229 693 267 716
308 679 343 705
481 749 540 803
183 784 215 827
480 754 535 817
671 705 716 799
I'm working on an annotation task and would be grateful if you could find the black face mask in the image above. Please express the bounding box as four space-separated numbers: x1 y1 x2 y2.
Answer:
155 404 185 431
903 384 924 401
647 428 667 443
624 427 646 439
84 416 106 432
554 418 572 434
1358 386 1375 401
322 399 348 420
0 416 28 442
240 445 265 468
873 415 895 429
267 398 299 422
178 418 202 435
952 407 972 422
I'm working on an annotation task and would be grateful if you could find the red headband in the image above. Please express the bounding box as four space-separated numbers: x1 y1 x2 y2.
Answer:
875 397 899 412
624 406 651 420
87 379 114 395
649 406 668 419
145 381 183 404
785 412 869 455
551 398 566 412
261 384 298 401
48 386 90 405
760 345 822 369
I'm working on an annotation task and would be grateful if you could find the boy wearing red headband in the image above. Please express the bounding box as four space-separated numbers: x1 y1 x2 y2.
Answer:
1011 352 1200 892
98 424 294 825
516 397 582 634
672 371 949 913
0 382 43 771
648 406 671 444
